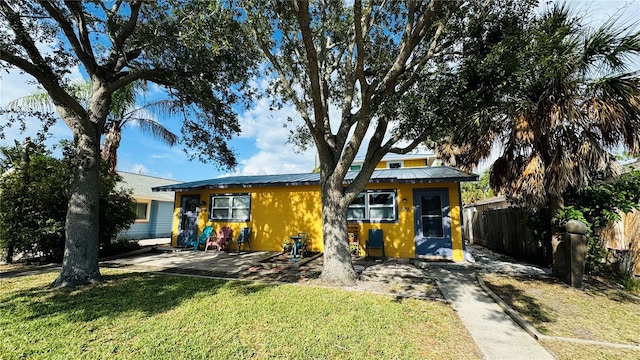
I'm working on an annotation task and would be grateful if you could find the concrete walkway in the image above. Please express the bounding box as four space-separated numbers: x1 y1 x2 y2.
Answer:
431 266 555 360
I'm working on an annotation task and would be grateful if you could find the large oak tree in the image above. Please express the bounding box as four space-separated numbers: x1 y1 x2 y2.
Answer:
0 0 256 287
243 0 535 285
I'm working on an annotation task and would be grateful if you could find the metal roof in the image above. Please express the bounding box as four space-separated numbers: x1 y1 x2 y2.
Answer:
153 166 477 192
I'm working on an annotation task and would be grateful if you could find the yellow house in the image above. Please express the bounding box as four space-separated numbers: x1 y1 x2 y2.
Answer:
153 166 477 261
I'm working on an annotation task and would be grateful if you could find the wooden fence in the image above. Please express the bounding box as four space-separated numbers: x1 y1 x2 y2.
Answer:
600 210 640 276
467 206 640 275
467 207 545 264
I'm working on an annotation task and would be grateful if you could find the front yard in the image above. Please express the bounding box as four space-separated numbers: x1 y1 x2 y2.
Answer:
482 273 640 360
0 268 481 359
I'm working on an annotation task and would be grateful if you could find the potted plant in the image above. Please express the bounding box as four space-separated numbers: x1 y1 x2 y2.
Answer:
282 240 292 253
349 242 359 256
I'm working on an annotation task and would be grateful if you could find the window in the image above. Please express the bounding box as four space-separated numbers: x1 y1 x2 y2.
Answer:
387 161 403 169
349 164 362 171
135 202 149 222
210 194 251 221
347 190 396 222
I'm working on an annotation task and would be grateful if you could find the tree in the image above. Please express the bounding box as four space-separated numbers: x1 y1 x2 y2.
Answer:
243 0 536 285
461 171 495 205
0 140 136 263
8 80 179 172
0 0 256 286
440 3 640 275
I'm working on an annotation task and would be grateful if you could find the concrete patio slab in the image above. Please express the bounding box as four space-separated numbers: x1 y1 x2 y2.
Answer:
101 250 276 274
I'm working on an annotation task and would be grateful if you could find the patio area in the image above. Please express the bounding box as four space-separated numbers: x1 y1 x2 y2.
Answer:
100 246 445 300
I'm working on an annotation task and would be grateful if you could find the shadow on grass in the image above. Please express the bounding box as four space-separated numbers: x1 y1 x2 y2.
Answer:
583 276 640 305
484 277 557 332
0 272 279 323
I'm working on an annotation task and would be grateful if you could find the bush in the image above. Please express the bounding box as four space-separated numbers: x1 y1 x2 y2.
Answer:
526 169 640 276
0 141 136 263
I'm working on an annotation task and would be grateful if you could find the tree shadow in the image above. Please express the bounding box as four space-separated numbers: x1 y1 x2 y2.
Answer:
483 276 557 332
0 271 279 323
583 275 640 305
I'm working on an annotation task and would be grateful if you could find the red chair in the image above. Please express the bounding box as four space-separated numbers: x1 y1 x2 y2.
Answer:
205 226 232 252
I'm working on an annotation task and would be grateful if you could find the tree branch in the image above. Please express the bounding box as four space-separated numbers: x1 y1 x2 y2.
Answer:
294 0 330 144
251 28 316 137
106 0 142 72
64 0 96 66
376 0 445 98
39 0 97 73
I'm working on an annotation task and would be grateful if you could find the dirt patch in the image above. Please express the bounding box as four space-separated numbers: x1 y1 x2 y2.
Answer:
121 254 445 301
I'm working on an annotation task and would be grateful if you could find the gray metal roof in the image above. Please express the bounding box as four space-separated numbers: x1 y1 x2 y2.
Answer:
117 171 180 201
153 166 478 192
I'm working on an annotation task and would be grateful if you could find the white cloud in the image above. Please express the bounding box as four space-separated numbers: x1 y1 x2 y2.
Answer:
124 163 149 175
149 153 170 159
235 82 317 175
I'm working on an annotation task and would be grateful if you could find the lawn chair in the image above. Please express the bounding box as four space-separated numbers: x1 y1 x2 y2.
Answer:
204 226 232 252
236 227 251 254
185 225 213 252
365 229 384 259
293 232 308 258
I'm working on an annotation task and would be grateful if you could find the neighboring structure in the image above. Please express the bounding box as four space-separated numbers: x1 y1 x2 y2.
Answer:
117 171 180 240
349 152 439 171
153 159 478 261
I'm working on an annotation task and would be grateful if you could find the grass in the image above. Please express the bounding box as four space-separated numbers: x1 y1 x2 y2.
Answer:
482 273 640 359
0 269 481 359
540 339 640 360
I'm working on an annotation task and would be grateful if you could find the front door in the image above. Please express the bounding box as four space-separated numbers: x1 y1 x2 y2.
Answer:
177 195 200 246
414 189 451 257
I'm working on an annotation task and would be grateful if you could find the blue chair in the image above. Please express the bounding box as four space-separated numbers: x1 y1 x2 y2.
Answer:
365 229 384 259
185 226 213 252
236 227 251 254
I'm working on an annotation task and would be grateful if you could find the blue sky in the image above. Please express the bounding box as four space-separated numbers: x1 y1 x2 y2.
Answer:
1 0 638 182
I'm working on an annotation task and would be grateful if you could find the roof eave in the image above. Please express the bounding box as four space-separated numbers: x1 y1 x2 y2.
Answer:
153 175 478 192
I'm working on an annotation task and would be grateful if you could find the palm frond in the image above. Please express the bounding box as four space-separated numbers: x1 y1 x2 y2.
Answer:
583 14 640 72
5 87 56 113
128 118 178 146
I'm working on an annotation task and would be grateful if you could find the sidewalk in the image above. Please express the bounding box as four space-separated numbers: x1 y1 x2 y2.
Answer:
430 265 555 360
2 243 558 359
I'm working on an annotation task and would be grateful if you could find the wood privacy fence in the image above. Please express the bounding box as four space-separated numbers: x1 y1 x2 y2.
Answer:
466 207 545 264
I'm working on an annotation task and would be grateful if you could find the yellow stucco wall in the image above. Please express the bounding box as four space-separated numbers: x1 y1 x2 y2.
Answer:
375 159 427 169
171 182 464 261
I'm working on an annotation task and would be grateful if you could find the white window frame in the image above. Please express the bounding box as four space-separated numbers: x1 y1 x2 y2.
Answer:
387 161 403 169
347 190 397 222
209 194 251 222
134 200 151 223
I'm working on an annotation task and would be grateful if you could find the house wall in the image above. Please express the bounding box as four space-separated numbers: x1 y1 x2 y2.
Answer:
170 182 464 261
119 200 174 240
150 201 174 237
375 159 427 169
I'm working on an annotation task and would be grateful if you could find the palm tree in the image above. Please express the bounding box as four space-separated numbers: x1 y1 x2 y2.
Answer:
441 4 640 271
7 80 177 172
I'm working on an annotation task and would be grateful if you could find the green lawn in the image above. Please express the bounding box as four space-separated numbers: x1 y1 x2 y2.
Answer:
1 269 481 359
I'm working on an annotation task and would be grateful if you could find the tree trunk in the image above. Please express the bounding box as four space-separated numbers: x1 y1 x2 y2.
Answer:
5 244 14 264
53 129 102 287
550 195 566 278
101 124 121 172
319 183 357 286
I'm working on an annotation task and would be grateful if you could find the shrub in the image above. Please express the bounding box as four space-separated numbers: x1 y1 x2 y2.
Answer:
0 141 136 263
